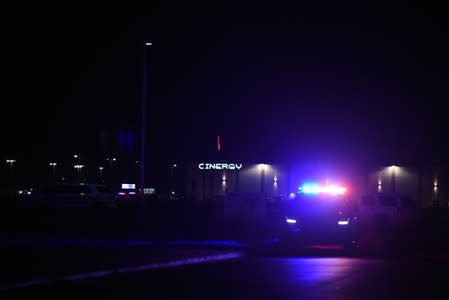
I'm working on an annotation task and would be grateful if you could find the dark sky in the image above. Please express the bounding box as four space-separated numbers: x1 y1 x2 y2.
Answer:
1 2 448 172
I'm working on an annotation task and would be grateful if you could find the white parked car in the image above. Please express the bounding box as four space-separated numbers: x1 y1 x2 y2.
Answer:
27 183 116 208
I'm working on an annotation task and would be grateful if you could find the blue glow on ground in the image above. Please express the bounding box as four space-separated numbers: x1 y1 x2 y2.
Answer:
0 238 248 248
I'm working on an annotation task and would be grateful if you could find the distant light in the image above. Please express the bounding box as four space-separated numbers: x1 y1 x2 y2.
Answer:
289 193 296 200
98 167 104 170
338 220 349 226
27 191 31 195
112 158 117 161
302 183 320 194
171 191 175 195
49 162 57 166
286 218 297 224
300 183 346 195
73 155 78 158
259 164 266 171
6 159 16 163
128 191 136 195
74 164 84 169
145 42 152 46
378 179 382 186
274 176 278 183
117 192 126 196
121 183 136 190
320 185 347 195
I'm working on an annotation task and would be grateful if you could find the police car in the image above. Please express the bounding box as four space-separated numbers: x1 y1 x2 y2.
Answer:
281 182 358 250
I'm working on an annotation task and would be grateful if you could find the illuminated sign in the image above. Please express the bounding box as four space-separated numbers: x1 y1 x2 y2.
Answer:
198 163 243 170
121 183 136 189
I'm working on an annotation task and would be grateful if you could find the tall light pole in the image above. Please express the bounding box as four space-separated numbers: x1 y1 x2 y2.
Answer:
140 41 152 199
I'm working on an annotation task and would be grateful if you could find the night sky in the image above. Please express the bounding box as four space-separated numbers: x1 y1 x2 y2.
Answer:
1 2 448 181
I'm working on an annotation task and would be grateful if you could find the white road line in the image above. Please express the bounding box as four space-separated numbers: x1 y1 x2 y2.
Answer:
0 252 243 291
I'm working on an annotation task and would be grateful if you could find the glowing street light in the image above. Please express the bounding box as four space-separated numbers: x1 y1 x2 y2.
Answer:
74 164 84 176
6 159 16 166
106 157 117 167
49 162 57 176
73 154 81 165
6 159 16 175
98 166 104 177
390 165 397 193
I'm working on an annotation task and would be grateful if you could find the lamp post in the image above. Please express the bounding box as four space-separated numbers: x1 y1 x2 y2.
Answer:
106 157 117 168
140 41 152 199
390 165 397 193
260 164 266 193
49 162 57 176
6 159 16 186
74 164 84 179
6 159 16 175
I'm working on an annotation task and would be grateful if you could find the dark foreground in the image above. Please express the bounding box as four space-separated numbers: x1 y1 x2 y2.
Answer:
2 203 449 299
3 250 449 299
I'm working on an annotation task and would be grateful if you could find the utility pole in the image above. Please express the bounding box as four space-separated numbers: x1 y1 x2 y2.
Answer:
140 41 152 200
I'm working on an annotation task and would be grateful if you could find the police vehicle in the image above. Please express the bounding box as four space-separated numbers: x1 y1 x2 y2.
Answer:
281 182 358 250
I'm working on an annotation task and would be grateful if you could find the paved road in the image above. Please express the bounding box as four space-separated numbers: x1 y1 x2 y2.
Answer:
3 249 449 299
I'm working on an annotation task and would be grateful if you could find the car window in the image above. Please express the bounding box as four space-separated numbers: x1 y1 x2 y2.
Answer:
361 195 376 206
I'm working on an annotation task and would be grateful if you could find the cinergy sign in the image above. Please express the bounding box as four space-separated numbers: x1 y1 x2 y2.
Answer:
198 163 243 170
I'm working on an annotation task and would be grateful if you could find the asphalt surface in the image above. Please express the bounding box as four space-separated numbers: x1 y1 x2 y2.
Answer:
1 204 449 299
0 244 244 286
3 251 449 299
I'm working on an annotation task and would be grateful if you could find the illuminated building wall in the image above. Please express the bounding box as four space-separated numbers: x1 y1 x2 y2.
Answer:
184 162 288 201
367 165 448 208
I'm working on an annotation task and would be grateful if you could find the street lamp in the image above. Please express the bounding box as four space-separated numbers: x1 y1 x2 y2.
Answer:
49 162 57 176
106 157 117 168
73 154 81 165
98 166 104 177
140 41 152 199
390 165 397 193
6 159 16 175
74 164 84 177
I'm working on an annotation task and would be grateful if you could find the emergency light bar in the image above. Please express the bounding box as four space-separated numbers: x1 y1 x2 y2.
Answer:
299 183 347 195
